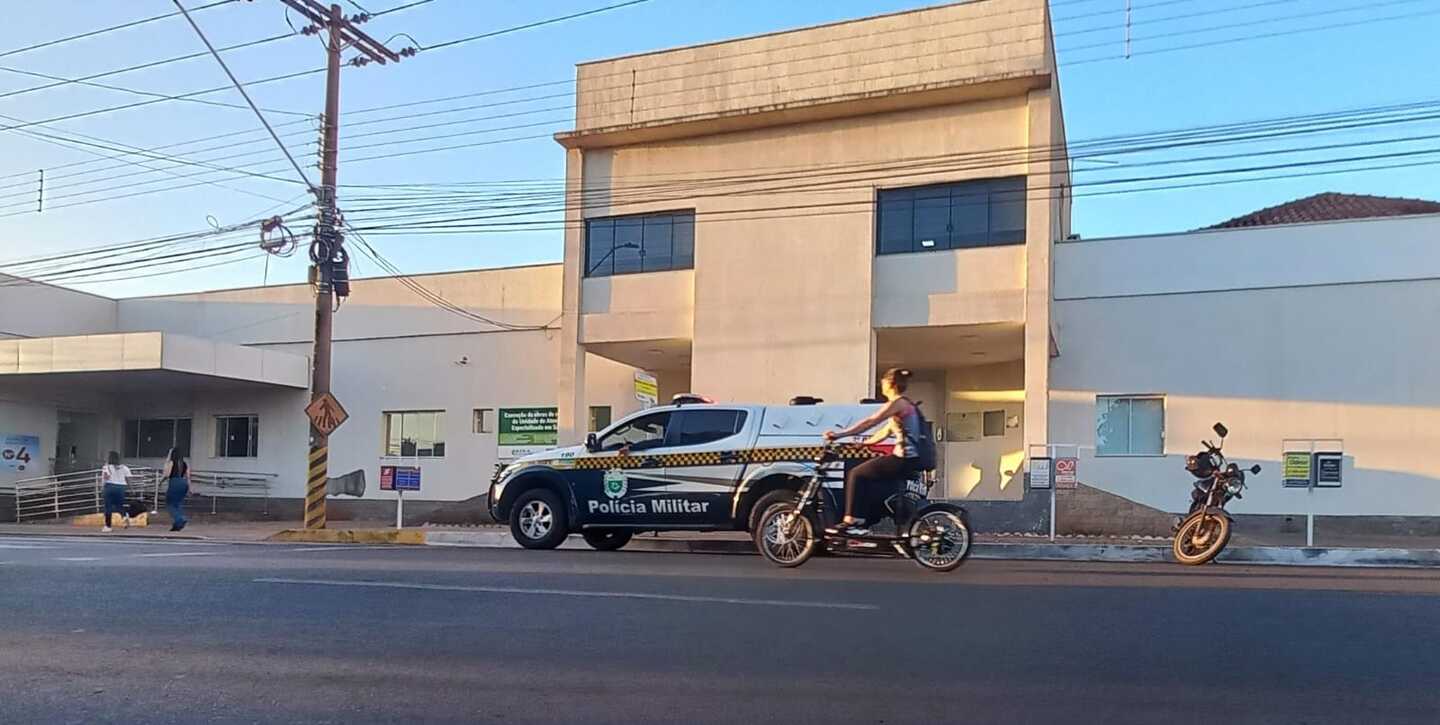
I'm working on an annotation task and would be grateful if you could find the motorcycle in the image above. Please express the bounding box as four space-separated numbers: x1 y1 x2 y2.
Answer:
753 441 972 572
1173 422 1262 565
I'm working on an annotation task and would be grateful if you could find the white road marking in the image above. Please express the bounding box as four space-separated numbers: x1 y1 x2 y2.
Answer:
133 551 217 558
55 557 101 562
281 546 402 552
254 578 880 611
0 544 54 549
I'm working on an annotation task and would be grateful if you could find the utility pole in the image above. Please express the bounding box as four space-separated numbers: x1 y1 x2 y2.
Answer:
278 1 404 529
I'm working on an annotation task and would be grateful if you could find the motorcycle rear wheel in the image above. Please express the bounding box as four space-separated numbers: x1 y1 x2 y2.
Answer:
754 502 818 568
1172 511 1231 565
909 508 972 572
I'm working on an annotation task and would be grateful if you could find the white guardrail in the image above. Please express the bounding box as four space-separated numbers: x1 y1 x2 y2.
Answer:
3 468 276 523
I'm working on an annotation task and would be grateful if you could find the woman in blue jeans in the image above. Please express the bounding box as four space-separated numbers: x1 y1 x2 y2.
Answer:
161 447 190 532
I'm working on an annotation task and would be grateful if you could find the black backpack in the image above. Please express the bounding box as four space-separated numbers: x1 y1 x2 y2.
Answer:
905 398 938 472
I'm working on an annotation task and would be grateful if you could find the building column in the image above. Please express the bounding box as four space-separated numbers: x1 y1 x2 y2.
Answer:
557 147 587 445
1023 88 1059 452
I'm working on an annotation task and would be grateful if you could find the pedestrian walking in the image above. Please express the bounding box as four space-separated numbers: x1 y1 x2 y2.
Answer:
100 451 131 532
161 447 191 532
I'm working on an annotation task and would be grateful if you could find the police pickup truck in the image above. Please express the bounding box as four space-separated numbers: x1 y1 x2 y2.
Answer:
488 395 890 550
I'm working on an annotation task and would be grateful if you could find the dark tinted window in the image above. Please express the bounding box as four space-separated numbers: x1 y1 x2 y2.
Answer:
125 418 191 458
668 410 746 447
584 210 696 277
599 412 672 451
875 177 1028 254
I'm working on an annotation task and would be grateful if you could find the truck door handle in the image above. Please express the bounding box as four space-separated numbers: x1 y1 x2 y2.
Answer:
639 457 661 468
719 452 739 464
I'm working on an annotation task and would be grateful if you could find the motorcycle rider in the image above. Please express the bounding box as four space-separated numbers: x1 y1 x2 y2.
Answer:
822 368 922 536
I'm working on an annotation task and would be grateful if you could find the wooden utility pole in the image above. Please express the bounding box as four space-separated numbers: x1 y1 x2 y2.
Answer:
278 1 402 529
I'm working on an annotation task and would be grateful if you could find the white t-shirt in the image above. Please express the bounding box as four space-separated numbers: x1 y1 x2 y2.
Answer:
102 464 131 486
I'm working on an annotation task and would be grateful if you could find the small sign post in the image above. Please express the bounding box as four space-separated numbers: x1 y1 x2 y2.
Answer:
634 371 658 408
1055 457 1078 490
380 465 421 529
1283 439 1343 546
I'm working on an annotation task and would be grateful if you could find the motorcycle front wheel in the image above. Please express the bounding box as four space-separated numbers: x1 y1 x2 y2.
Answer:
1172 511 1231 565
754 502 818 568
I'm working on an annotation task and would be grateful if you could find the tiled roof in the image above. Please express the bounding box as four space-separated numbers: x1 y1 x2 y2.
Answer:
1206 192 1440 229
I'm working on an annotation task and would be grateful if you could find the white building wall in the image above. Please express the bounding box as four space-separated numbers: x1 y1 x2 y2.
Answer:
1051 215 1440 517
111 265 641 504
0 275 116 339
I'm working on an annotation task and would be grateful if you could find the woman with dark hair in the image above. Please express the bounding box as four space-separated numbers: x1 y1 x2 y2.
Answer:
161 447 190 532
822 367 923 536
100 451 132 532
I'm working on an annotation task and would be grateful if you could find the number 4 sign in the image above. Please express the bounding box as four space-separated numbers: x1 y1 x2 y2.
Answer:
1 434 39 472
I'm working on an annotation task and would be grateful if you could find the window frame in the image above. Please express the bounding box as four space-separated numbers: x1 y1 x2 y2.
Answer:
981 410 1006 439
123 417 193 459
382 410 447 458
213 414 259 459
588 405 613 434
596 411 673 453
665 409 748 449
874 176 1029 256
584 209 696 278
1094 394 1167 458
473 408 494 434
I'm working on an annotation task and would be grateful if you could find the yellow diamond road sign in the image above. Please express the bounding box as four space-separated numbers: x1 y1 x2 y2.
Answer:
305 392 349 436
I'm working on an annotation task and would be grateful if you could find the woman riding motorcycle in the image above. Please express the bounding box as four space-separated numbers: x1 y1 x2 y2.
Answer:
821 367 923 536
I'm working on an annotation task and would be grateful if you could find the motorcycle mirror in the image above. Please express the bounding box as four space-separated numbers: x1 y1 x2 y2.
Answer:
1212 422 1228 439
1250 464 1262 475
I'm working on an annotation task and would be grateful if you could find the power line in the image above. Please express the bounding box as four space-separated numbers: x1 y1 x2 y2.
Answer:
0 0 238 60
177 1 315 190
420 0 654 51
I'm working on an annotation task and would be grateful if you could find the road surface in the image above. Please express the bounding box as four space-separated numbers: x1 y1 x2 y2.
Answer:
2 534 1438 724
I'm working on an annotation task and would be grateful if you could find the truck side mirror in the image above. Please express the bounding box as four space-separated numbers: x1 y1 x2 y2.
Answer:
1212 422 1228 439
585 433 599 453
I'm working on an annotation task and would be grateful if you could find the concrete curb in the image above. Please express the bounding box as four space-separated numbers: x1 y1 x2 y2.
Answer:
0 529 208 541
270 529 426 545
421 530 1440 568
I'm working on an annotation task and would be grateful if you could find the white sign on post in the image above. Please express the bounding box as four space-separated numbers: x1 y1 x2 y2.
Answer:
1055 457 1078 490
634 371 658 408
1029 457 1052 490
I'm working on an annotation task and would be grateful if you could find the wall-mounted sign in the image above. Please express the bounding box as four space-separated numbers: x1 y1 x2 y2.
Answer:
634 371 658 408
1029 457 1052 490
498 407 558 460
0 434 38 472
1313 452 1343 488
1282 451 1313 488
1054 457 1078 490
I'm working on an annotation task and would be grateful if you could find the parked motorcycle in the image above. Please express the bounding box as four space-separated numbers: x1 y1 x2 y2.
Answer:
753 441 972 572
1173 422 1261 565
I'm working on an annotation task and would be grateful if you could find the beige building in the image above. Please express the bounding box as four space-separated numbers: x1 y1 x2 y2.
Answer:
555 0 1069 501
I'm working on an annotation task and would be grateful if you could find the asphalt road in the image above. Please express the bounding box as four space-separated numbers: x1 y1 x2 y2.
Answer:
2 534 1439 725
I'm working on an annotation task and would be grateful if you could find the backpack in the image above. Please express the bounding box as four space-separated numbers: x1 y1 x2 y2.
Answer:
905 398 938 472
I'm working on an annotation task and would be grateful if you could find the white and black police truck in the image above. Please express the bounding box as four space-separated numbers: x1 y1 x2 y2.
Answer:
488 395 899 550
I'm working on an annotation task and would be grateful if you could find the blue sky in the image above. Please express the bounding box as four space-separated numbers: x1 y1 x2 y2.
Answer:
2 0 1438 297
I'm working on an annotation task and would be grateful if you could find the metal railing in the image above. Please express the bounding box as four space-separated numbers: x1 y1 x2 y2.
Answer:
9 468 276 522
11 467 159 523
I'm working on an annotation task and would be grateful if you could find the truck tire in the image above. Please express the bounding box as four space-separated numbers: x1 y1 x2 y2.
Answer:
581 530 633 551
509 488 569 550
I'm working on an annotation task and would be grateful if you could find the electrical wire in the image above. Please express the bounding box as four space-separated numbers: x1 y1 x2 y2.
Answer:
0 0 238 60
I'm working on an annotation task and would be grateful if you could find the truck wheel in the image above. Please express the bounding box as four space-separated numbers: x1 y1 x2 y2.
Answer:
582 530 633 551
510 489 569 550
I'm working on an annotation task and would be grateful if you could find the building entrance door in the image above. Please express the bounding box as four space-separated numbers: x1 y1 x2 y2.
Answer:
54 411 100 475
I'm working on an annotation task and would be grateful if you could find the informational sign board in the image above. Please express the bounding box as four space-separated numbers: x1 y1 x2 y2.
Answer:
634 371 658 408
379 465 421 492
1054 457 1078 490
1282 451 1313 488
305 392 349 436
1313 452 1343 488
1029 457 1052 490
0 433 38 472
498 407 558 460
